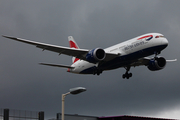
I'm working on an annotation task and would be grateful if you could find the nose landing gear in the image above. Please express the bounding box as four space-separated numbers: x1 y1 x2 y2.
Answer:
122 66 132 79
154 51 161 58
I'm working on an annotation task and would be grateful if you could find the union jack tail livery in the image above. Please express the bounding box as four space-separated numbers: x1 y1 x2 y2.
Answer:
68 36 80 63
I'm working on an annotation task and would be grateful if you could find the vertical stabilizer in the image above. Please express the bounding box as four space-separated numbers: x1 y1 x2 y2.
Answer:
68 36 80 63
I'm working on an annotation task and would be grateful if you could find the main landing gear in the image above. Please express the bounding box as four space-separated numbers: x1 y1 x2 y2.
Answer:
122 66 132 79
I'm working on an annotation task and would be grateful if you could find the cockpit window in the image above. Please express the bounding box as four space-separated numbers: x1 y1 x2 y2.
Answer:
160 35 165 38
155 35 165 38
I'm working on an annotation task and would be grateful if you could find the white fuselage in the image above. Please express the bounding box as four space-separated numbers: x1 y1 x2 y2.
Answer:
69 33 168 74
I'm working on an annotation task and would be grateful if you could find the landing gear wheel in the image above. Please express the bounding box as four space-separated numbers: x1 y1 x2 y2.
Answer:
122 73 132 79
122 66 133 79
122 74 126 79
129 73 132 77
97 72 100 76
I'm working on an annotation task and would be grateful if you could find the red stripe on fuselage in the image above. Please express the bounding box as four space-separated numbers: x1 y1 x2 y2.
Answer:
137 35 153 40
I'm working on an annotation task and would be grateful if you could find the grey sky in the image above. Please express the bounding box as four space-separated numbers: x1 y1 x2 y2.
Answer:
0 0 180 119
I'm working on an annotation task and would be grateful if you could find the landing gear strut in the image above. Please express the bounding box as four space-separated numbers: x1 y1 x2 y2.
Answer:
96 69 102 75
154 51 161 58
93 68 103 76
122 66 132 79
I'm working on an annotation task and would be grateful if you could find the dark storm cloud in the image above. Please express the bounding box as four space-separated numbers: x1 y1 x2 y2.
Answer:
0 0 180 119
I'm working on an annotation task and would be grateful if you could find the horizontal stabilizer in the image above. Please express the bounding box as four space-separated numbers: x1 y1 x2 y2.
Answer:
39 63 74 69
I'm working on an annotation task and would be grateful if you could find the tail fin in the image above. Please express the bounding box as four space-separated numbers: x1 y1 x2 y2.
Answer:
68 36 80 63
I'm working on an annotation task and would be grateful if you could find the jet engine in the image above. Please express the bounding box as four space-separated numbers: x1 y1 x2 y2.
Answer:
147 57 166 71
86 48 106 63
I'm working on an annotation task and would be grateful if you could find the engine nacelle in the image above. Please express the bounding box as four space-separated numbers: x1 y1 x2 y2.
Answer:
147 57 166 71
86 48 106 63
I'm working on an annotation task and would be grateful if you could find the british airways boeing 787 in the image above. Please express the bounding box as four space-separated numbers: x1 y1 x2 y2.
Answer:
2 33 177 79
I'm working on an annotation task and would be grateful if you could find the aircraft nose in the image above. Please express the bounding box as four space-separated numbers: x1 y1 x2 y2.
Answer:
162 38 168 46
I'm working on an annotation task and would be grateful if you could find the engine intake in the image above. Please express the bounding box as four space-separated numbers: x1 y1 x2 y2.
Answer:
86 48 106 63
148 57 166 71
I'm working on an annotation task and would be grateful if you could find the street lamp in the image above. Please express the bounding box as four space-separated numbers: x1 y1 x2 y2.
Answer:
61 87 86 120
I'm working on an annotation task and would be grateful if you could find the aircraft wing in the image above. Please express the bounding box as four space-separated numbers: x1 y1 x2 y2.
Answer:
2 35 119 62
2 36 89 59
166 59 177 62
129 57 149 67
130 57 177 67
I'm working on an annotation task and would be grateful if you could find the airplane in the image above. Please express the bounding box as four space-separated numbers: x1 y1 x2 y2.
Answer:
2 33 177 79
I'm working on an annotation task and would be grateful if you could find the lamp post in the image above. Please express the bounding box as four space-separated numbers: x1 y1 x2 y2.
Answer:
61 87 86 120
